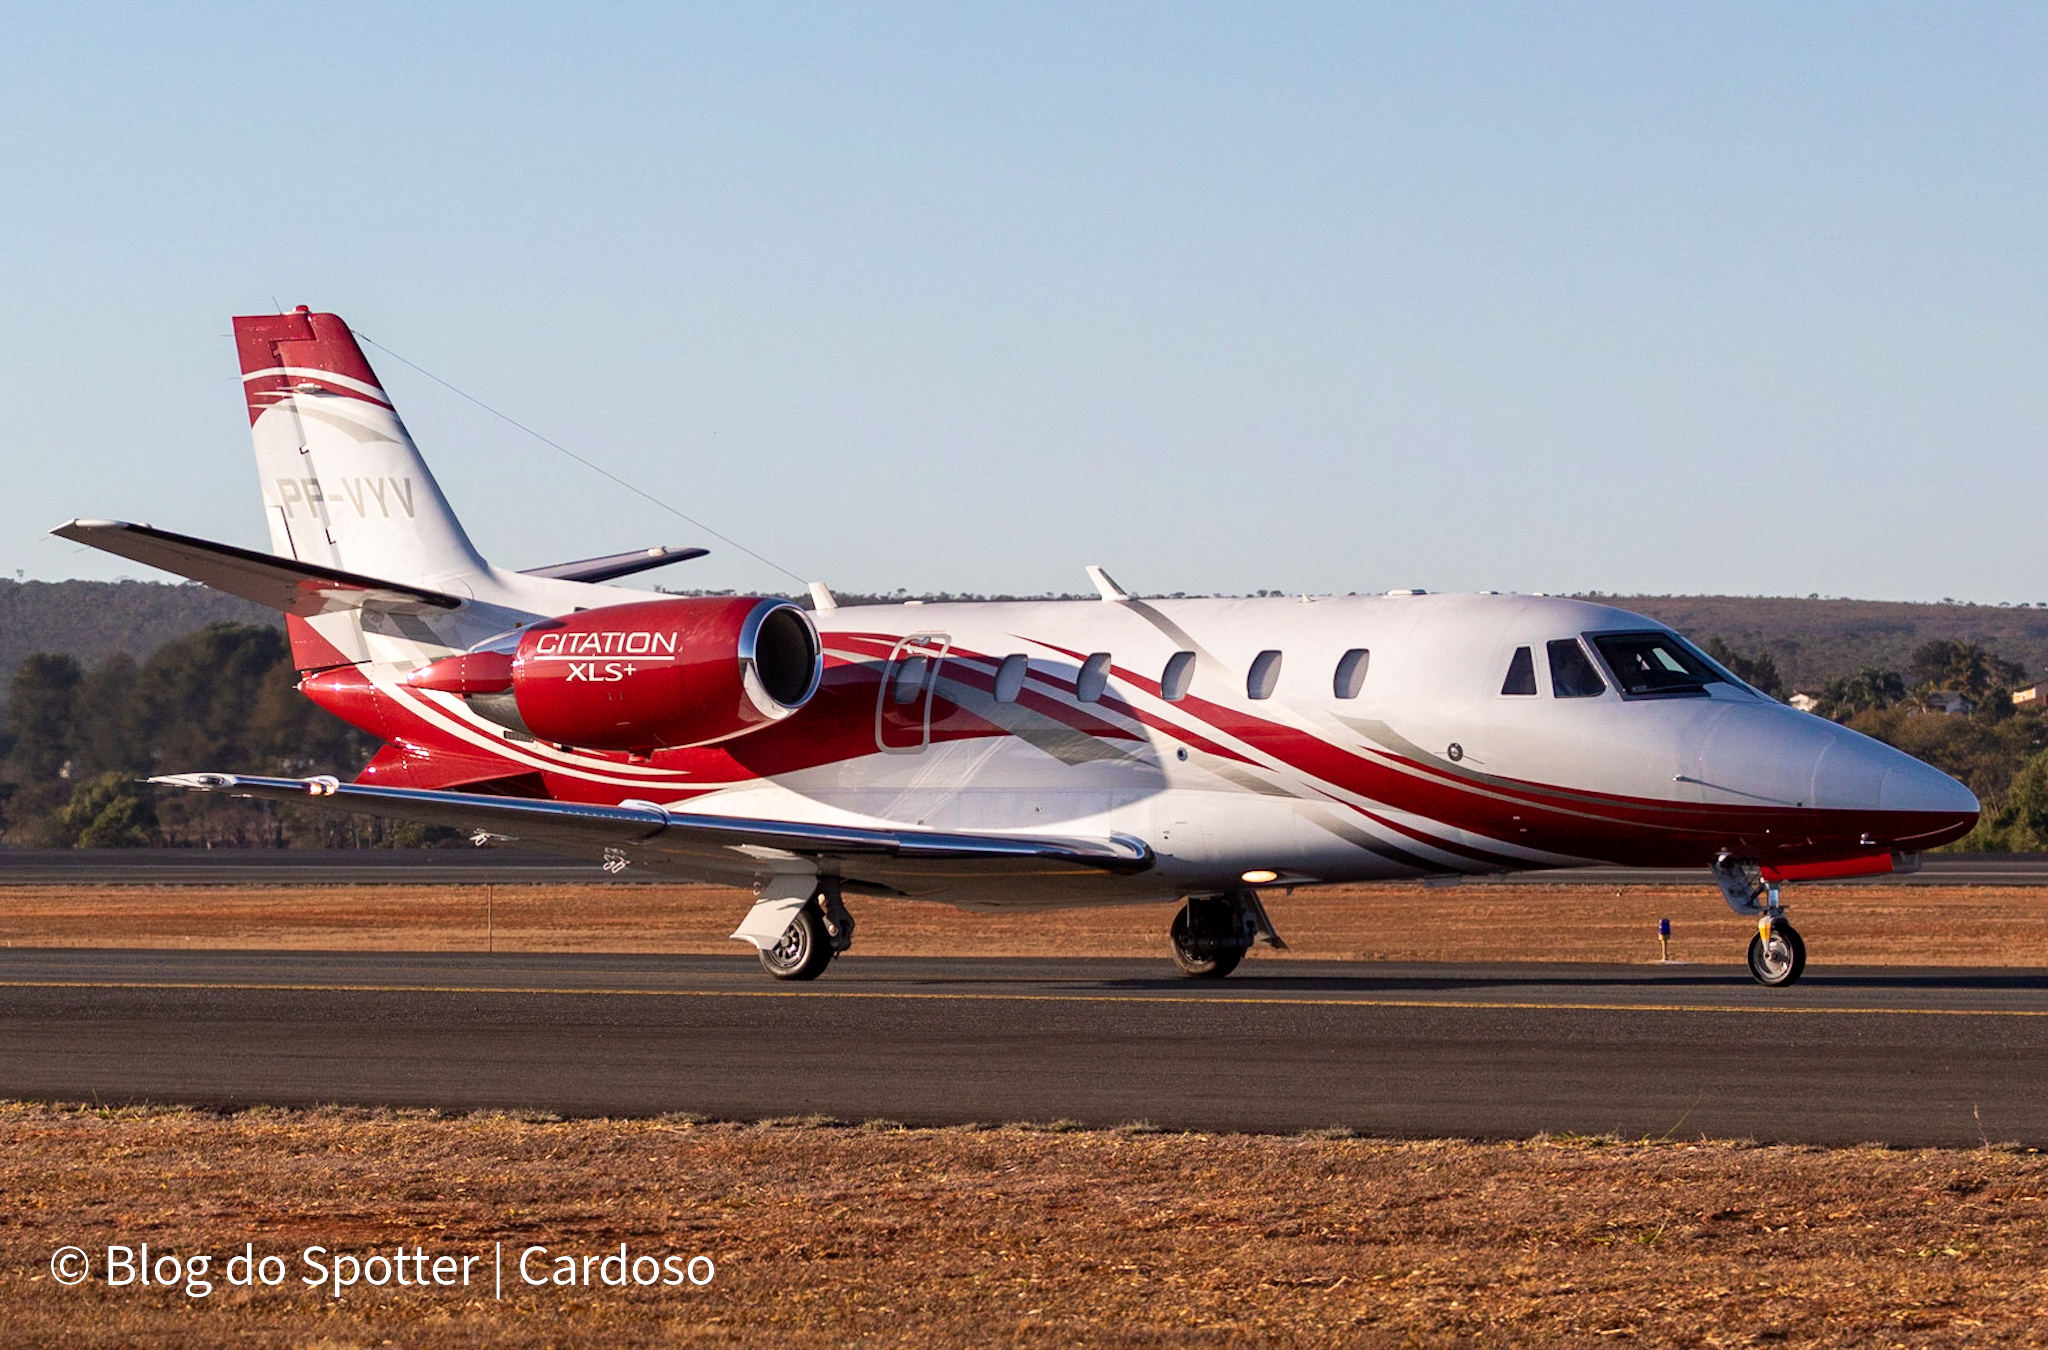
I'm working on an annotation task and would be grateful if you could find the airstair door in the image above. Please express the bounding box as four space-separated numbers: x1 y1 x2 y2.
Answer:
876 634 950 753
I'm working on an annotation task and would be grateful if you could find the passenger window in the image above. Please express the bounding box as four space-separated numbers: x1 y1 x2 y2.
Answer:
1160 650 1195 702
1333 648 1369 699
892 655 928 704
1501 646 1537 696
1076 652 1111 703
1547 639 1606 698
1247 650 1283 700
993 654 1028 703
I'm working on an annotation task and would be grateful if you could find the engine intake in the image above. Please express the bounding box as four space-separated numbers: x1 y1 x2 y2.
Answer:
406 596 821 751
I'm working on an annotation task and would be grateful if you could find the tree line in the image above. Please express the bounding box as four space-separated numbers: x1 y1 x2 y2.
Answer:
3 622 2044 851
1705 636 2047 851
0 624 427 848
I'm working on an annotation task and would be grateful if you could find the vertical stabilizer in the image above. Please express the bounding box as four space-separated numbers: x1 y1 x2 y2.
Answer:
234 309 486 586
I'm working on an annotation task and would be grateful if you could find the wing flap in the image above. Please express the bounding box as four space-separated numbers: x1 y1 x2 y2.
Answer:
149 774 1155 884
52 520 465 617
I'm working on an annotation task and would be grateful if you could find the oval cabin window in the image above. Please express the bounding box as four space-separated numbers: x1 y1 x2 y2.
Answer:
1076 652 1112 703
1333 648 1369 699
993 654 1028 703
892 655 929 704
1247 650 1283 700
1160 651 1196 702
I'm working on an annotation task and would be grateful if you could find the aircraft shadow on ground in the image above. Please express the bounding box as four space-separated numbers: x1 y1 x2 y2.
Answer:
4 950 2046 998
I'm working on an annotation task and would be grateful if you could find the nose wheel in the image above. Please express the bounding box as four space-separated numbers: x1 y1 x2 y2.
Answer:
1746 918 1806 987
1711 853 1811 988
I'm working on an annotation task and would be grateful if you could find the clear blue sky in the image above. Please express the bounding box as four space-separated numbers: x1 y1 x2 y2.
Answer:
4 5 2043 603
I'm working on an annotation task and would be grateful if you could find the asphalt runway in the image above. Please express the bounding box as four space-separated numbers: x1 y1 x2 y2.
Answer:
1 950 2044 1147
0 848 612 885
3 848 2044 886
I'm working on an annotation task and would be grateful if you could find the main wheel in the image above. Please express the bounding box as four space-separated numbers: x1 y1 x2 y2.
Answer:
1170 907 1245 979
759 906 834 981
1746 921 1806 987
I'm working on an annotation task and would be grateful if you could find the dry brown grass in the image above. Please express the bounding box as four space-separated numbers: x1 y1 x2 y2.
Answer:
2 880 2046 966
2 1103 2045 1348
6 884 2047 1344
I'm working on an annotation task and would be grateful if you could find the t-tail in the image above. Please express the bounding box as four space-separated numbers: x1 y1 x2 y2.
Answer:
235 308 487 588
59 308 701 676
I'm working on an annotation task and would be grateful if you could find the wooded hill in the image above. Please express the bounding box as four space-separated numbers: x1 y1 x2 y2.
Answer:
3 592 2044 850
0 581 273 707
1602 595 2048 693
5 581 2043 703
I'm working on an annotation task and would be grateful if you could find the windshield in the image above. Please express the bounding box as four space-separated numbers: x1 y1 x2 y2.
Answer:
1587 631 1728 699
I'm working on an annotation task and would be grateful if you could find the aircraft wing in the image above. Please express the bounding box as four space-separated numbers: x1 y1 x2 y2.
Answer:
52 520 464 617
149 773 1155 890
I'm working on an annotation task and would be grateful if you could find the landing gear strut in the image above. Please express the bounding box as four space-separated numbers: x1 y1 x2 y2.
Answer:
1169 889 1286 979
1711 852 1807 988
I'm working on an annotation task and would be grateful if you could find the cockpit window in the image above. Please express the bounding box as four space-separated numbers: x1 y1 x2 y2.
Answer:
1547 638 1607 698
1587 631 1725 699
1501 646 1537 695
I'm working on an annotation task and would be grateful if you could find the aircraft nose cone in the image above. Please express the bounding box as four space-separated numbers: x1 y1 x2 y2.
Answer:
1809 721 1974 813
1807 716 1976 832
1879 753 1979 818
1703 705 1978 845
1812 718 1978 849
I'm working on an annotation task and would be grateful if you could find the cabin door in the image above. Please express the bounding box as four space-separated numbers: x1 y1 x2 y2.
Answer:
876 634 950 753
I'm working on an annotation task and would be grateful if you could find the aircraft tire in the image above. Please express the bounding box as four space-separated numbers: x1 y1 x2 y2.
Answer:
759 906 834 981
1170 908 1245 979
1745 921 1806 987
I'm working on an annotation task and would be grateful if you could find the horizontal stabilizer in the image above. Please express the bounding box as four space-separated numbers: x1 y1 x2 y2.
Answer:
52 520 464 617
519 545 708 584
149 773 1156 884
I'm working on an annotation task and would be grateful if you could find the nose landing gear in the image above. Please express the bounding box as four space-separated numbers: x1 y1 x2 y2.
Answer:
1711 852 1807 988
1747 913 1806 987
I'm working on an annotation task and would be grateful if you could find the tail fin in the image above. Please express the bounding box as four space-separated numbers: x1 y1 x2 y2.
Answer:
234 309 486 585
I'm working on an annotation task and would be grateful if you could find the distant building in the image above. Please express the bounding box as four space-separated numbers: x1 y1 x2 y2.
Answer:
1924 690 1975 716
2014 680 2048 710
1788 688 1824 713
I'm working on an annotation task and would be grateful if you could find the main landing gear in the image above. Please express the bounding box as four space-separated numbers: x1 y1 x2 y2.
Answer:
1711 852 1806 987
1169 889 1287 979
746 880 857 982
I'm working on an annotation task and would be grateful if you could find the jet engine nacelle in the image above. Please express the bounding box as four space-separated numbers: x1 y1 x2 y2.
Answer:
406 597 822 752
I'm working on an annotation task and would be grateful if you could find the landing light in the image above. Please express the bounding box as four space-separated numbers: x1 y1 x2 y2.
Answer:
1241 869 1279 885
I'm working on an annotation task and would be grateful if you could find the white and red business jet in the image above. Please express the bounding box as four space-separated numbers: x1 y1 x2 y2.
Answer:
57 309 1977 986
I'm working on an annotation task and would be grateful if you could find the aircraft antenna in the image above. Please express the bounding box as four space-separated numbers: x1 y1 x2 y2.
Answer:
352 330 808 588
